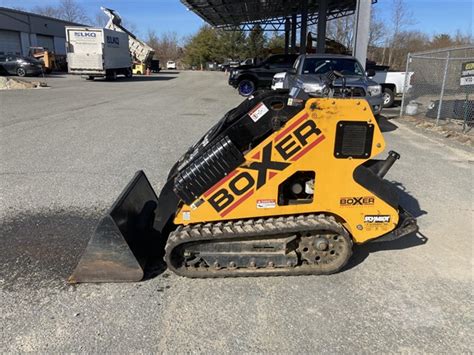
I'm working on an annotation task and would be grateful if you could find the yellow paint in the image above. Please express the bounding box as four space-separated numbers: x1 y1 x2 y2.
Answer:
132 63 146 75
174 98 399 244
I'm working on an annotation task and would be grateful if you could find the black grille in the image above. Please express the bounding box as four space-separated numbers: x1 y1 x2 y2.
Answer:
174 136 244 204
334 87 366 97
334 121 374 159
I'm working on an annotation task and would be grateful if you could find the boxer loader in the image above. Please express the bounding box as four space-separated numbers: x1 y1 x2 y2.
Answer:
69 77 418 282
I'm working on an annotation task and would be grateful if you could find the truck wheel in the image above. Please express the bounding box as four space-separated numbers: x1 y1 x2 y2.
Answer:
16 67 26 77
125 68 133 78
238 79 256 96
382 88 395 108
106 70 117 81
86 76 94 81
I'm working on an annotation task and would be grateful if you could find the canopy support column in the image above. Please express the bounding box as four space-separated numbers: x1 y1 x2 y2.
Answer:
284 17 290 55
316 0 328 53
291 13 297 54
299 0 308 54
352 0 372 69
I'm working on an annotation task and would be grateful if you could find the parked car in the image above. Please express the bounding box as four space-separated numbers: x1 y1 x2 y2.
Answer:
271 71 287 90
281 54 383 115
167 60 176 70
240 58 255 66
0 55 43 77
220 60 240 72
370 70 414 108
228 54 298 96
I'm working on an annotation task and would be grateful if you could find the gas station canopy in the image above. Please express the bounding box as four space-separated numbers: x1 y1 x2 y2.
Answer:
181 0 377 31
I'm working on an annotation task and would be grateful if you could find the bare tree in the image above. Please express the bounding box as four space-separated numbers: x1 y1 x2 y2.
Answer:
148 31 182 63
368 8 386 48
33 5 62 19
367 8 386 61
93 11 108 27
122 19 139 36
146 30 159 50
33 0 89 23
58 0 89 23
326 16 354 49
326 9 385 58
386 0 414 66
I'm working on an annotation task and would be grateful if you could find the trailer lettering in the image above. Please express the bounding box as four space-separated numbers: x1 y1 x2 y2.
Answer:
106 35 120 46
74 31 96 38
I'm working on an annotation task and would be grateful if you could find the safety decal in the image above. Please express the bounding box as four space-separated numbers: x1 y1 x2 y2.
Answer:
248 102 269 122
256 199 276 209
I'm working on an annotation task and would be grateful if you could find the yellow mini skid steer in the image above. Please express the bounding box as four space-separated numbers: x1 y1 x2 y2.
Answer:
70 79 418 282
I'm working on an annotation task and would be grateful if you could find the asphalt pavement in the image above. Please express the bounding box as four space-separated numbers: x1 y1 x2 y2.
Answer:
1 72 472 353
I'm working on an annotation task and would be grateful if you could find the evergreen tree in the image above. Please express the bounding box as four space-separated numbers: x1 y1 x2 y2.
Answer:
246 25 266 59
183 25 219 67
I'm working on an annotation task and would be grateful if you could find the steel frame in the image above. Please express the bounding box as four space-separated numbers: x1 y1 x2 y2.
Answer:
181 0 377 32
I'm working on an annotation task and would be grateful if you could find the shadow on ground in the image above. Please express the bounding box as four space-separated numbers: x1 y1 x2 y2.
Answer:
343 181 428 272
378 115 399 132
1 180 428 289
91 76 177 83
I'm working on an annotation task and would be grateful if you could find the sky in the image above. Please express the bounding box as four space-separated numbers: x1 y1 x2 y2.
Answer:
0 0 472 40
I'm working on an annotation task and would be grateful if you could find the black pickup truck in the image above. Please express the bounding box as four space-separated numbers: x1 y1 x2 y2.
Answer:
228 54 298 96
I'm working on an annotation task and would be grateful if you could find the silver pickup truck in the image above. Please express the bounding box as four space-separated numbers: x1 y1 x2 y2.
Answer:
274 54 384 115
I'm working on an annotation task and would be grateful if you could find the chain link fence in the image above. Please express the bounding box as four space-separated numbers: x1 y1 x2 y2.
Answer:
400 46 474 133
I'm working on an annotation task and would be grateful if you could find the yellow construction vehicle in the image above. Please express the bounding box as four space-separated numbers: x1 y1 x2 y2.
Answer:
132 62 147 75
29 47 67 73
70 73 418 282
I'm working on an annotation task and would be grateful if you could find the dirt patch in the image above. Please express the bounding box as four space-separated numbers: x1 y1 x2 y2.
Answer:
0 76 47 90
401 115 473 146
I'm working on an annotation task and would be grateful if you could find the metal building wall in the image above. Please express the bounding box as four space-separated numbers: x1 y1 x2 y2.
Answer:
0 7 83 55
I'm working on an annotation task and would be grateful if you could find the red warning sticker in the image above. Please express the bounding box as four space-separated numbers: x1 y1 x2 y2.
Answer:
248 102 269 122
256 199 276 209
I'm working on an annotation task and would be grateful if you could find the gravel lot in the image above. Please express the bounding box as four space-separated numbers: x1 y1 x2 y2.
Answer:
1 71 472 353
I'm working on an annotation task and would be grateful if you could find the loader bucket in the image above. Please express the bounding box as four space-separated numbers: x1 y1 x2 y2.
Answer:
69 170 159 283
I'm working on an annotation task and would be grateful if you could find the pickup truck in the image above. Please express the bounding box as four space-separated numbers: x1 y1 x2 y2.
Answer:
371 70 413 108
228 54 298 96
275 54 384 115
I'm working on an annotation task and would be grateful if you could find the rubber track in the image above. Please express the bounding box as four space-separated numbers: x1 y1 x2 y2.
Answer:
164 214 353 278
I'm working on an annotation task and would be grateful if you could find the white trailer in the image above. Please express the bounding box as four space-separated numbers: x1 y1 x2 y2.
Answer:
65 27 132 80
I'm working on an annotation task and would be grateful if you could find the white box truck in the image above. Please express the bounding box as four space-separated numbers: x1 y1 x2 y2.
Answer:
65 27 132 80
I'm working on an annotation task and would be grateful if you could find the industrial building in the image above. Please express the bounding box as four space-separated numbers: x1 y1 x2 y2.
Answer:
0 7 86 56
